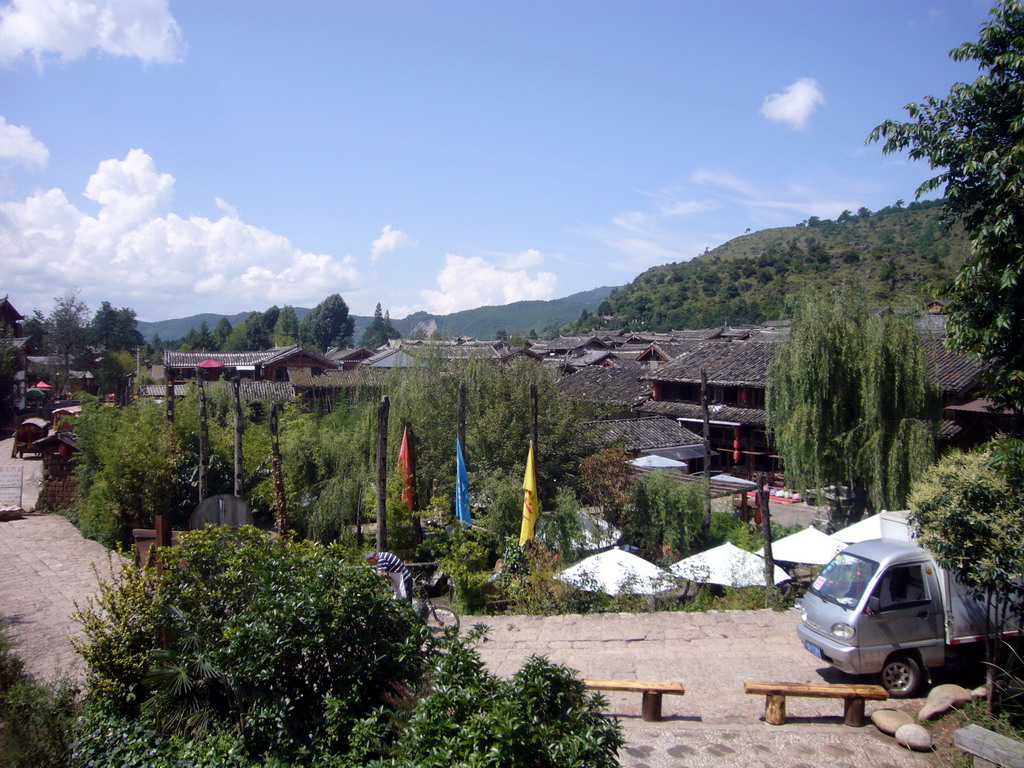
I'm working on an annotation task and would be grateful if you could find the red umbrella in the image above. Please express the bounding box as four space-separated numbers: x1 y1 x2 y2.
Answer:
33 381 53 389
196 359 224 369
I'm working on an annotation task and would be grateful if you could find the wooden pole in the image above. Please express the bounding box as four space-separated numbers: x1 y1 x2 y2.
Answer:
375 395 390 551
530 383 538 456
759 472 775 606
700 368 711 539
457 382 466 451
165 378 175 423
270 402 288 535
197 375 208 504
232 377 244 497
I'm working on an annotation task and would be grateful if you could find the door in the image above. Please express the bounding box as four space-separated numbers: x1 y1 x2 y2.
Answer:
857 563 944 670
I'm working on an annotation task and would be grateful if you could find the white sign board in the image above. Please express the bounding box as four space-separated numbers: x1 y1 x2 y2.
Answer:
0 466 23 508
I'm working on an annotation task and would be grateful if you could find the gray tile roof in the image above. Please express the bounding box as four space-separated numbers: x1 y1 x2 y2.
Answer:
555 362 650 407
640 340 782 387
586 416 703 451
638 399 767 427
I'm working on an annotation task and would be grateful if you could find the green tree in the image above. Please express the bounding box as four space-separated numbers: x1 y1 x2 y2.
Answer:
43 289 91 393
766 285 940 518
626 470 704 559
299 294 354 352
909 447 1024 712
274 305 298 344
868 1 1024 419
360 303 401 350
212 316 232 349
90 301 143 352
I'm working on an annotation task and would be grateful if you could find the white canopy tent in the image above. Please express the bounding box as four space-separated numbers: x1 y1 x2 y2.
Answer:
630 455 687 469
670 542 789 587
757 526 845 566
556 547 674 596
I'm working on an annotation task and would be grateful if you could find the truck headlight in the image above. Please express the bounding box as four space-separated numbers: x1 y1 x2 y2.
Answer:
831 623 854 640
801 608 808 623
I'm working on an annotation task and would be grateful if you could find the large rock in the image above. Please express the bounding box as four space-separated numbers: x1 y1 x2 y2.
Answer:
919 683 974 720
871 708 915 735
895 723 934 752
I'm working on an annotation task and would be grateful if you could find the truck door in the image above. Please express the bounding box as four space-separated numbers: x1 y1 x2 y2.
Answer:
857 563 944 670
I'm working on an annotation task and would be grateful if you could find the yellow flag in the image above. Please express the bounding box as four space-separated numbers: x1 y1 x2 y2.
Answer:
519 443 539 545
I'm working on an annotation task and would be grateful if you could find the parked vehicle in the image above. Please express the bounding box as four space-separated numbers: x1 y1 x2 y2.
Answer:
797 510 1018 697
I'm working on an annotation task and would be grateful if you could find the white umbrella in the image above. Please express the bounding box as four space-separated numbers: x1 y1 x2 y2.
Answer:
556 547 674 596
832 513 885 544
757 527 845 566
670 542 789 587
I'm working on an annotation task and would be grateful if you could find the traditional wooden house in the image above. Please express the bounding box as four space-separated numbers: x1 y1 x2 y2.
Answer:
555 361 651 414
326 346 375 370
586 415 708 472
0 296 34 410
163 345 338 382
637 340 781 479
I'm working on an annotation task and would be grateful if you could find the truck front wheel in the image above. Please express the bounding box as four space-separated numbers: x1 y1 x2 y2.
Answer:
879 653 922 698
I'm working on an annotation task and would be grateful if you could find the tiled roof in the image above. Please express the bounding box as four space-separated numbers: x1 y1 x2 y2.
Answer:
640 340 781 387
638 399 767 427
586 416 703 451
921 338 981 397
140 380 294 402
555 362 650 407
163 345 337 370
289 367 388 388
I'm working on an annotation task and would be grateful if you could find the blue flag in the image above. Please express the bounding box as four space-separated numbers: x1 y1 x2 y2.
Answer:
455 438 471 527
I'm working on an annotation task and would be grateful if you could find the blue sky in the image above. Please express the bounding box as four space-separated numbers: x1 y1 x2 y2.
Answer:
0 0 995 322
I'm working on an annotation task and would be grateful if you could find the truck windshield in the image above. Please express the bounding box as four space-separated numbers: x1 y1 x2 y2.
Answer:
810 553 878 609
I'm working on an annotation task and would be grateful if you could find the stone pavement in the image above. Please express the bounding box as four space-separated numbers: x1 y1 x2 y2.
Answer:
472 613 942 767
0 437 123 683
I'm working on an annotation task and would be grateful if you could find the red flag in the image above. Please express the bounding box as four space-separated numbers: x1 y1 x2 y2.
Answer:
398 426 415 511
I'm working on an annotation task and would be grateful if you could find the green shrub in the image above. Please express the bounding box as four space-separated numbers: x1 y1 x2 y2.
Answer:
369 629 623 767
0 627 79 768
75 527 428 763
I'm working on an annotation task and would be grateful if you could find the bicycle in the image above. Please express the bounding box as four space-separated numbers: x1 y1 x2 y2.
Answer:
411 572 460 631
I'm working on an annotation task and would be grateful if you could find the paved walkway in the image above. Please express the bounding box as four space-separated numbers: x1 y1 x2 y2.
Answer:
0 438 123 682
472 613 941 767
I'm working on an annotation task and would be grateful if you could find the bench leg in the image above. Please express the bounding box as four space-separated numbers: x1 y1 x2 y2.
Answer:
765 694 786 725
843 697 867 727
641 691 663 722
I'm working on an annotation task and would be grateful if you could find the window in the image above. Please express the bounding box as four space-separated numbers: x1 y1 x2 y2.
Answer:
875 565 928 610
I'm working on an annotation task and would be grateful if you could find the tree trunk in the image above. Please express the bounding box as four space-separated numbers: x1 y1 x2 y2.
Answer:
375 396 390 551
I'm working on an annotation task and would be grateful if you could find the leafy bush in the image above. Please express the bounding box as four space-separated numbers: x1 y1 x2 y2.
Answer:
75 527 428 763
0 626 78 768
369 629 623 767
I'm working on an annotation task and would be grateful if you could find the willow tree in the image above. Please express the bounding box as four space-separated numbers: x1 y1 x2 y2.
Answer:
766 285 940 519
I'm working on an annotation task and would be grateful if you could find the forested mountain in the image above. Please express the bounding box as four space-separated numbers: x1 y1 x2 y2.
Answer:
137 287 616 345
598 199 969 331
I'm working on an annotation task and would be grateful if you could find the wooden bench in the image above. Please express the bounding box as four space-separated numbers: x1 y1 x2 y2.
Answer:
583 679 685 722
955 724 1024 767
743 680 888 727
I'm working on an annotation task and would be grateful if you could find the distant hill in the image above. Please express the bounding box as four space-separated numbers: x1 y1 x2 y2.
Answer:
137 286 617 345
600 199 969 331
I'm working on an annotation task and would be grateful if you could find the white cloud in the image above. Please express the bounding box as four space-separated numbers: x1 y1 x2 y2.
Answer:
370 224 416 261
0 116 48 167
760 77 824 130
0 0 184 65
419 254 557 315
0 149 362 318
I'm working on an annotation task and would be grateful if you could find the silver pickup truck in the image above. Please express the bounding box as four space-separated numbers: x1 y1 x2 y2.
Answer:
797 511 1010 697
